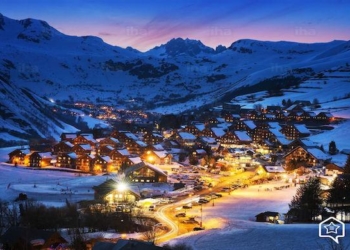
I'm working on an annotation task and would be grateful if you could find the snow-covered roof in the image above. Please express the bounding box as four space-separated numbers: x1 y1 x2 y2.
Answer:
178 132 196 140
294 124 310 134
263 165 286 173
101 156 112 163
64 133 77 139
299 139 319 148
243 120 256 130
63 141 74 147
128 157 143 164
38 152 52 158
194 124 205 131
153 144 164 151
80 144 92 150
200 136 217 144
135 140 147 147
152 132 163 138
265 114 275 119
217 117 225 123
124 132 139 141
196 149 207 154
67 152 78 159
117 149 130 156
234 131 252 141
81 134 96 142
153 150 168 158
211 127 225 137
307 148 331 160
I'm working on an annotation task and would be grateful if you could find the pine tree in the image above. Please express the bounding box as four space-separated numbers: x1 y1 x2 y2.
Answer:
344 155 350 174
288 177 322 222
329 141 337 155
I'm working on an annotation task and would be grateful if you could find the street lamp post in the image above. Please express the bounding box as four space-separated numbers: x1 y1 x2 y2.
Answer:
200 204 203 228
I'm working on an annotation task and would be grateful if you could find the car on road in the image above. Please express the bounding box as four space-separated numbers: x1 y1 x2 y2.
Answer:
183 204 192 209
182 218 199 224
175 212 186 217
212 193 222 198
193 227 205 231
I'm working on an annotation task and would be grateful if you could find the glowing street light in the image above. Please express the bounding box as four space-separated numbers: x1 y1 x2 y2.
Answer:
117 182 127 192
116 182 128 205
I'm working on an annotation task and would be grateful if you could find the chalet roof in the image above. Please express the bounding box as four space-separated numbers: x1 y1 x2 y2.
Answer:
124 132 139 141
67 152 78 159
306 112 317 117
135 140 147 147
269 129 291 145
307 148 331 160
80 144 92 151
243 120 256 130
234 131 252 142
62 133 77 139
196 149 207 154
178 132 196 140
125 162 167 177
153 144 164 151
263 166 286 173
98 137 120 144
194 123 205 131
38 152 52 158
299 139 319 148
211 127 225 137
63 141 74 147
293 124 310 134
80 134 97 143
8 148 30 156
199 136 217 144
255 211 280 217
100 156 112 163
153 150 168 159
92 179 117 195
117 149 130 156
92 179 141 198
318 112 333 118
128 157 143 164
152 132 163 138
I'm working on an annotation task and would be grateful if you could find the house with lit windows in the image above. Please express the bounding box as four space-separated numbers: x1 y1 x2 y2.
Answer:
56 152 77 169
281 124 310 140
284 146 331 168
8 148 30 165
124 162 167 183
29 152 53 167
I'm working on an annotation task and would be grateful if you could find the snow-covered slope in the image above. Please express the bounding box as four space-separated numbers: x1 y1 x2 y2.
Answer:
0 13 350 142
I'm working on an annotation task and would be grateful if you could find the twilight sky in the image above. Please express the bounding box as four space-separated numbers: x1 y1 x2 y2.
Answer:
0 0 349 51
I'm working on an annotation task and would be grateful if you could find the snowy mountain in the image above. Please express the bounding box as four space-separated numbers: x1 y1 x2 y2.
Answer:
0 13 350 143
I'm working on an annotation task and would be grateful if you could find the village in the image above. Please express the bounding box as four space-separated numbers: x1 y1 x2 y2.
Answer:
2 99 350 249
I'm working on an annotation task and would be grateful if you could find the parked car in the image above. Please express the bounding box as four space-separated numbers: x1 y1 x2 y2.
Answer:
198 199 209 204
194 185 203 191
193 227 204 231
149 205 155 211
212 193 222 198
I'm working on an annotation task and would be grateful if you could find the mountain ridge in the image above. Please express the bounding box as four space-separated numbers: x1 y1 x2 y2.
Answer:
0 13 350 144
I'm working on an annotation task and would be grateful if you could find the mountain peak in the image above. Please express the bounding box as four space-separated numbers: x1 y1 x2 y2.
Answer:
147 37 215 57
